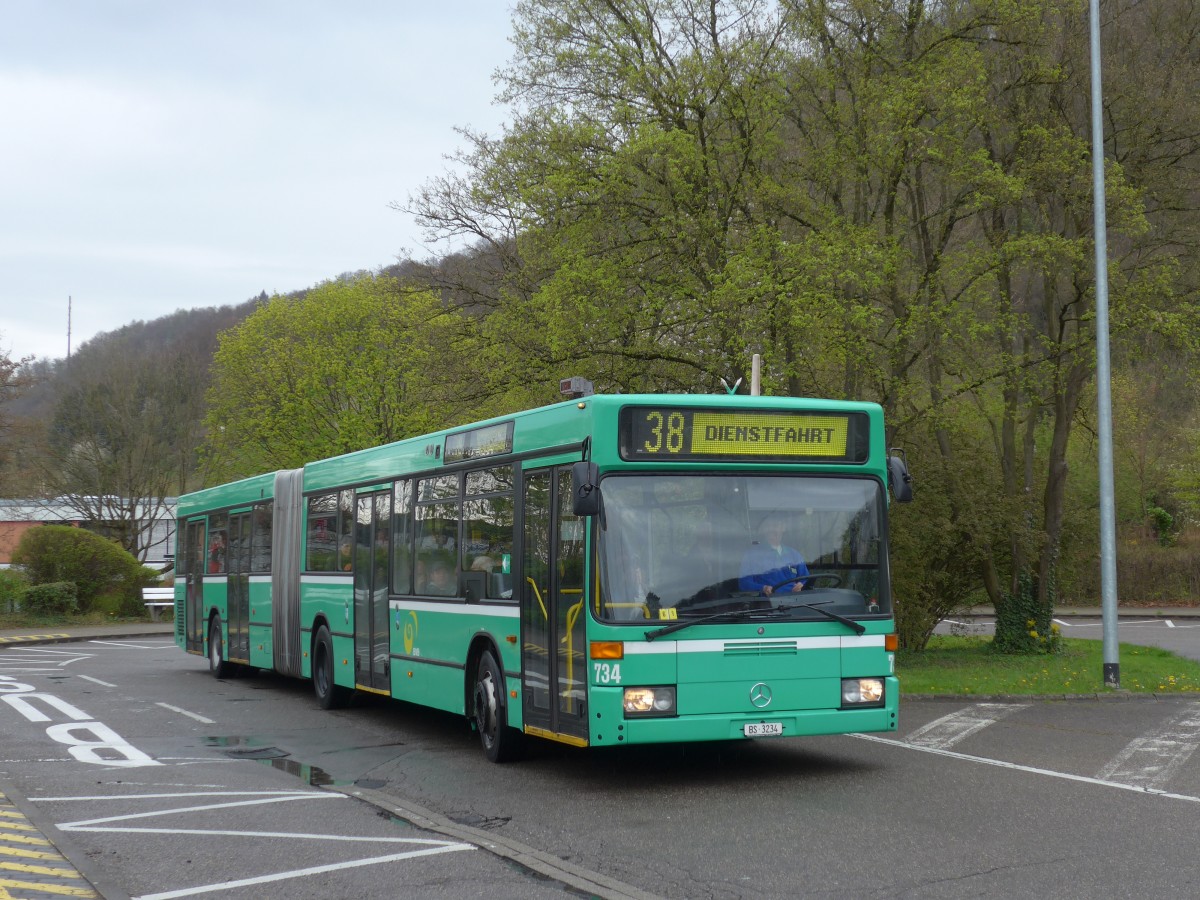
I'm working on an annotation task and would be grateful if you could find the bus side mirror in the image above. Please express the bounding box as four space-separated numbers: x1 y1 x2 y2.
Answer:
571 461 602 516
888 451 913 503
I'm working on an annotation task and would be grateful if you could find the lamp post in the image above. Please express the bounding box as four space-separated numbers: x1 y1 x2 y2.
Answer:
1088 0 1119 688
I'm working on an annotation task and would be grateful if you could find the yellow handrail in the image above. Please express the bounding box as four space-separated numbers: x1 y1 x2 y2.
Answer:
526 576 548 621
562 599 584 713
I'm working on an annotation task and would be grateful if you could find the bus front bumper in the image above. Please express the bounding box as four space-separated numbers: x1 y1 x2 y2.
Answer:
590 689 899 747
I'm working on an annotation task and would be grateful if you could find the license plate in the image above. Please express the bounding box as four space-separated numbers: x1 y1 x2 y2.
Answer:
743 722 783 738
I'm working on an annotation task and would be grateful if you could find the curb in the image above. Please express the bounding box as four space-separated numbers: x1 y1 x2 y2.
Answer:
0 629 174 647
0 777 131 900
333 784 662 900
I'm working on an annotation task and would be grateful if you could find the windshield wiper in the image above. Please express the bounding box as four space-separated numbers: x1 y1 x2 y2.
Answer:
644 608 760 642
643 599 866 641
774 600 866 635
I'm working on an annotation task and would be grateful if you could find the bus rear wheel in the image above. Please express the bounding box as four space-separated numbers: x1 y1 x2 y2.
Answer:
313 625 350 710
208 618 232 679
473 650 523 763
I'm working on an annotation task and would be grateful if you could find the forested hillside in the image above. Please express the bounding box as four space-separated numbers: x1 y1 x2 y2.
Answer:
3 1 1199 648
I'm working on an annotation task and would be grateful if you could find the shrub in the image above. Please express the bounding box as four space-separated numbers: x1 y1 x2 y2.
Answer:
20 581 78 616
0 567 28 613
11 525 151 615
993 570 1062 654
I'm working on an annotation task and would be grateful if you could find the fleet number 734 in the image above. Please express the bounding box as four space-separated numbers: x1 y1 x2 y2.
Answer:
593 663 622 684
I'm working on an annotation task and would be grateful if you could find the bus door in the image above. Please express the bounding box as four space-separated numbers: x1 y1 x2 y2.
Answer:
183 518 206 653
521 466 588 743
226 510 252 663
353 491 391 692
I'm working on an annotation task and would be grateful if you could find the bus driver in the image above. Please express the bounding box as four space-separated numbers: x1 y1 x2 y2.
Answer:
739 513 809 597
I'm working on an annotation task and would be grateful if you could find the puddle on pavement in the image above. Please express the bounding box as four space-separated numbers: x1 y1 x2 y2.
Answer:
204 735 337 786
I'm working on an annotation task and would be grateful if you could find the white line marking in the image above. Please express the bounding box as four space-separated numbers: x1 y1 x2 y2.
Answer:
66 826 458 843
36 788 473 900
59 794 343 828
32 791 318 802
10 647 92 656
853 733 1200 803
1166 620 1176 628
155 703 214 724
131 844 472 900
87 640 163 648
904 703 1029 750
76 674 116 687
1096 705 1200 790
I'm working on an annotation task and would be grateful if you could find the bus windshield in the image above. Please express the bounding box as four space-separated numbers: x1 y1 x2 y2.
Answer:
595 474 889 624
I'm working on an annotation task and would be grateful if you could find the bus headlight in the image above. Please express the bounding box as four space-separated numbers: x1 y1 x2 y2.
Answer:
623 686 676 717
841 678 885 707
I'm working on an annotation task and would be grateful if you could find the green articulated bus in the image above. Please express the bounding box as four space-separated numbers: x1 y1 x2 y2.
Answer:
174 392 913 762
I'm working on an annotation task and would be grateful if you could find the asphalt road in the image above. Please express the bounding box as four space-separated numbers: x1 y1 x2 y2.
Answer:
936 612 1200 663
1 631 1199 898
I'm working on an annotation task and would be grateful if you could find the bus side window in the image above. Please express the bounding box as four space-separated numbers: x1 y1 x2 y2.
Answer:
463 465 514 599
415 474 460 596
392 480 414 594
306 494 338 571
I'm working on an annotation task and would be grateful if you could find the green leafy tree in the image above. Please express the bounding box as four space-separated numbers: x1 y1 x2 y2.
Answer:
411 0 794 399
204 276 467 477
0 339 35 496
407 0 1200 649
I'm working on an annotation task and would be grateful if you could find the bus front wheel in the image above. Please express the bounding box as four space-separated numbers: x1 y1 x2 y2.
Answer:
313 626 350 710
472 650 523 763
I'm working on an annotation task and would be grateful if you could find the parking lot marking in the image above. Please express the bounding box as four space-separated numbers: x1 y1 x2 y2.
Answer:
854 733 1200 804
0 878 96 897
29 789 472 900
57 793 344 830
155 703 214 724
904 702 1029 750
74 675 116 687
33 791 315 802
1096 704 1200 790
134 844 471 900
0 846 72 861
0 791 98 899
1 860 85 877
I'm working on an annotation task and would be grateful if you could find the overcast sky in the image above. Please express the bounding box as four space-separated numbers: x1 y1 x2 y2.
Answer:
1 1 516 363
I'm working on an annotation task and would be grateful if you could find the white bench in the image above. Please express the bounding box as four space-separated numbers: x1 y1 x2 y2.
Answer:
143 586 174 621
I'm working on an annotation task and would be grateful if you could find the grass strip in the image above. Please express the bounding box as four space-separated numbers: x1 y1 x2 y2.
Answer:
898 636 1200 695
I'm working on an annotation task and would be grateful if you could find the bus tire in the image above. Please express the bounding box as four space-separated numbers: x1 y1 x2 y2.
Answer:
313 625 350 710
473 650 523 763
208 618 232 679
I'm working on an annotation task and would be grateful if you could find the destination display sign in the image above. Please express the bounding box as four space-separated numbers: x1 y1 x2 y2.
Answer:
619 407 869 462
443 421 514 464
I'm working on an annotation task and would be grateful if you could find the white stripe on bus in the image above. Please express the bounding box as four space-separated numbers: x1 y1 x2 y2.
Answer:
387 600 519 617
624 635 885 654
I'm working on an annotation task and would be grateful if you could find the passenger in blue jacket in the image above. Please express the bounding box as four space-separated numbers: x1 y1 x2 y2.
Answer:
739 514 809 596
